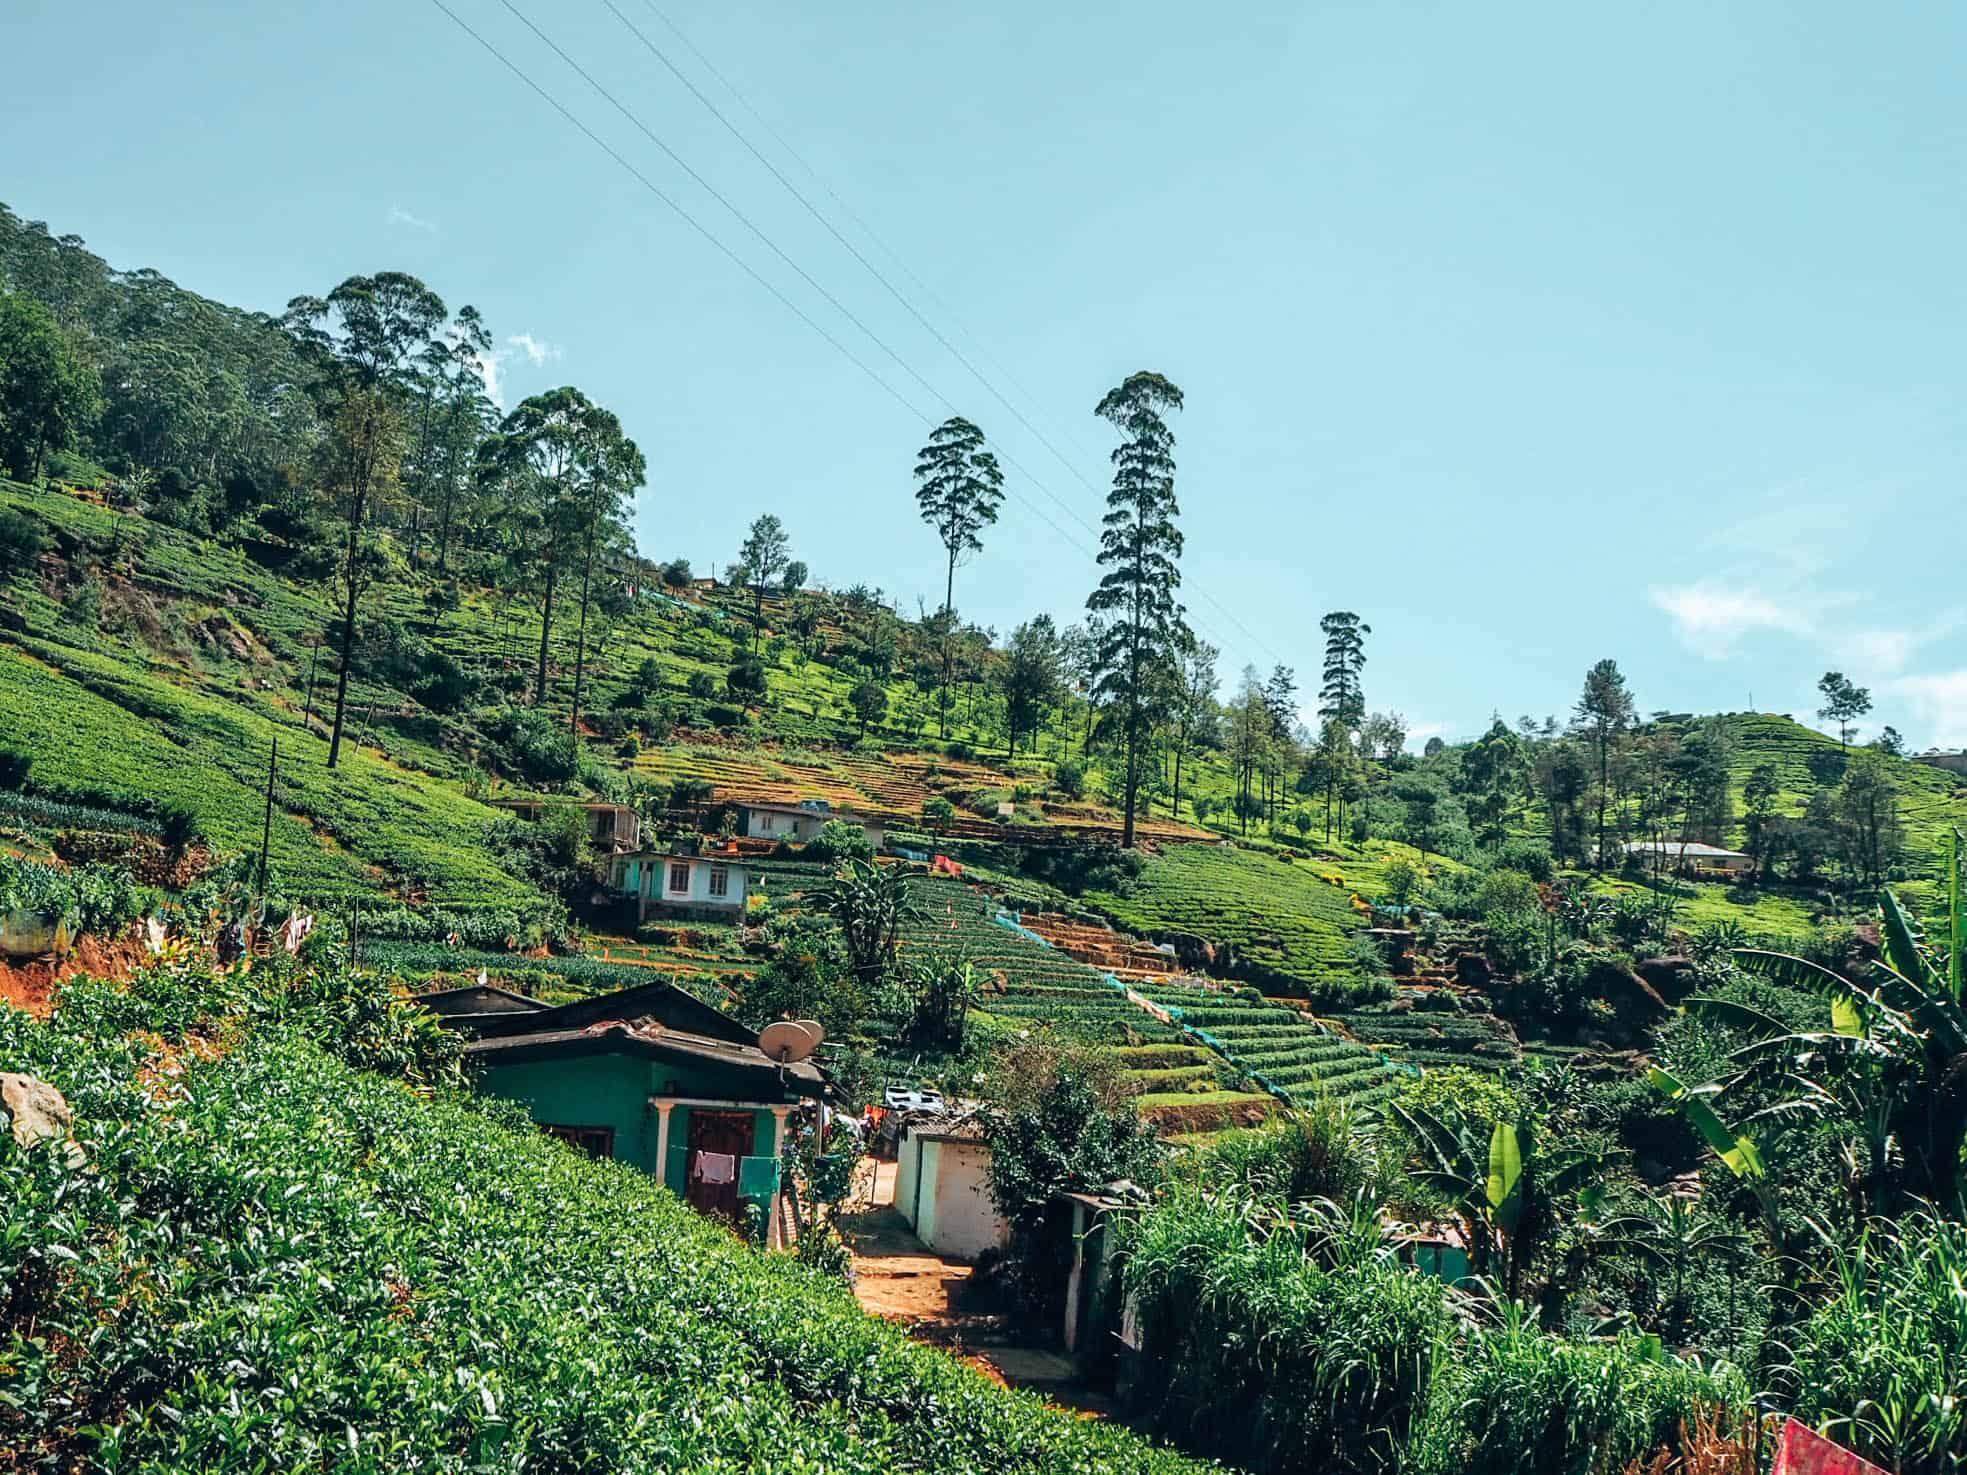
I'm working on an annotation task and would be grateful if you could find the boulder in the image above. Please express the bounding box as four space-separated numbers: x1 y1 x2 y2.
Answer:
1 1071 72 1150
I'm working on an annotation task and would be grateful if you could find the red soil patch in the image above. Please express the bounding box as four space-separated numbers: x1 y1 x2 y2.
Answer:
0 931 153 1020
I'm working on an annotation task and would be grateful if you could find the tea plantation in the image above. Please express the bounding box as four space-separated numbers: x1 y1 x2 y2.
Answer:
0 961 1212 1473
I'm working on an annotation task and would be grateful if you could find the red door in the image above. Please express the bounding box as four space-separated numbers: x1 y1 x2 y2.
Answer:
684 1110 754 1226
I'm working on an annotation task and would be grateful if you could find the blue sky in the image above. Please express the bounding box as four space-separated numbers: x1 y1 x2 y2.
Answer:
5 0 1964 747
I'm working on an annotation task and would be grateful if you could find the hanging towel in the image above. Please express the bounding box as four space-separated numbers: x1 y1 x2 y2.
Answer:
694 1151 736 1185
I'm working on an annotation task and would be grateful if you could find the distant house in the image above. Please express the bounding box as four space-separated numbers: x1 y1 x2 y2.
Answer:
419 978 824 1246
894 1119 1010 1262
741 799 886 850
1620 839 1753 874
491 800 642 854
1914 749 1967 776
606 850 748 921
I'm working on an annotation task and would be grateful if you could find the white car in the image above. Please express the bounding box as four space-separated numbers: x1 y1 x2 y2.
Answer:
883 1086 945 1114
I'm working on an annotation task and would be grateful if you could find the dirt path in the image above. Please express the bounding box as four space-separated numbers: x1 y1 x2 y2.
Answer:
836 1161 1118 1416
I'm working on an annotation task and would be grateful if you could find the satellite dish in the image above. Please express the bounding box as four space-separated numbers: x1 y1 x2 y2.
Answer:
791 1019 825 1052
759 1020 818 1064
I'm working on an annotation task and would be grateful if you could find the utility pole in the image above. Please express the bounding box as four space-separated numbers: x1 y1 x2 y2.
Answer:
257 737 278 899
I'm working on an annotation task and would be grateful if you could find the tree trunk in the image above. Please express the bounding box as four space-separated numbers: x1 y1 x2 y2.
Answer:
569 520 598 740
535 558 558 707
326 483 367 770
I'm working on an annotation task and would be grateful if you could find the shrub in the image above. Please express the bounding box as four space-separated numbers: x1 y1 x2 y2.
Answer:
809 818 875 863
1054 758 1086 799
0 506 46 573
1476 867 1541 918
1406 1310 1748 1475
485 707 579 784
1781 1215 1967 1475
1125 1185 1450 1474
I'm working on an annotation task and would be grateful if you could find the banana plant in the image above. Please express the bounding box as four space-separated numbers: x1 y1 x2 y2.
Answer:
1681 923 1967 1218
1392 1103 1607 1301
1589 1190 1751 1344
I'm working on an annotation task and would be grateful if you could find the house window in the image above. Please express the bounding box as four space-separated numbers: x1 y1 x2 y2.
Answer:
707 866 729 898
668 861 691 893
543 1124 614 1159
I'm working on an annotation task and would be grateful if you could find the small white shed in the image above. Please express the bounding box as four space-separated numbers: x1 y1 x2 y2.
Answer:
894 1122 1010 1262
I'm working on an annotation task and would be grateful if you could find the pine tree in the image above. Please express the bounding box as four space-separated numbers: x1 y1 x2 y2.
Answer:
914 417 1004 736
1573 657 1636 868
1087 371 1187 849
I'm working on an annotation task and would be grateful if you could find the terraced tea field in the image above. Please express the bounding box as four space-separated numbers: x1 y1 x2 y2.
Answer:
1083 842 1422 1003
1131 981 1405 1110
1328 1004 1522 1071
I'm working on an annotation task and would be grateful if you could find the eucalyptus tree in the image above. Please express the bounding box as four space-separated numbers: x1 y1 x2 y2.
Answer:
475 386 609 708
1087 371 1188 848
1167 635 1219 821
1572 657 1636 868
914 415 1004 734
0 291 97 481
405 304 493 571
283 272 447 767
567 409 645 739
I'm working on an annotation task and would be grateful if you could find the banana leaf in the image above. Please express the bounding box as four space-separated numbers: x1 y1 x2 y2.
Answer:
1486 1121 1524 1234
1649 1067 1765 1180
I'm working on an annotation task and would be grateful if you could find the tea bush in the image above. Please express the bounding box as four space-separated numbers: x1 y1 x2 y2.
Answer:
0 958 1214 1473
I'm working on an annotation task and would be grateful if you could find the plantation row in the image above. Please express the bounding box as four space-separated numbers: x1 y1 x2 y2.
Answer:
1132 981 1405 1109
361 939 733 1007
1331 1006 1523 1070
2 964 1207 1472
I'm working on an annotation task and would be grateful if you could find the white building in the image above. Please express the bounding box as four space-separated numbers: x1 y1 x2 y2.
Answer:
893 1121 1010 1262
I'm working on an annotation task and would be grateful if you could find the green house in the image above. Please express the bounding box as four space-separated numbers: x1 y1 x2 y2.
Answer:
420 981 825 1245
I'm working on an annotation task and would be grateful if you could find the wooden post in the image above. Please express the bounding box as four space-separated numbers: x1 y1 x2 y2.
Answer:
257 738 278 900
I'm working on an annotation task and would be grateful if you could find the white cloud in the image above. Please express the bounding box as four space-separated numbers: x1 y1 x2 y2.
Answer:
1829 617 1961 677
474 348 508 409
507 332 560 367
1886 670 1967 750
1649 584 1814 659
386 205 437 233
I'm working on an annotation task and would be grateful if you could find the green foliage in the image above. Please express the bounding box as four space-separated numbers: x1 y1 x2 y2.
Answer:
1125 1185 1448 1473
1405 1308 1747 1475
0 504 44 573
0 959 1209 1474
0 853 146 936
809 817 875 862
1783 1214 1967 1475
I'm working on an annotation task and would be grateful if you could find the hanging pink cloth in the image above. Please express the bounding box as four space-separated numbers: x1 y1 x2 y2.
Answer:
693 1151 736 1185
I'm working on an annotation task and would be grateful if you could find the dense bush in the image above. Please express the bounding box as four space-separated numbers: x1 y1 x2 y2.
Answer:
482 706 578 784
0 853 146 935
1405 1309 1747 1475
1125 1187 1450 1473
1781 1215 1967 1475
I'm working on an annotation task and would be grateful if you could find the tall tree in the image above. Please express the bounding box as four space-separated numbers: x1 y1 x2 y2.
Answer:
476 386 607 709
1742 760 1782 877
1318 613 1369 731
734 514 790 656
0 290 98 481
1817 670 1872 753
567 409 645 739
1087 371 1188 848
283 272 446 768
1572 658 1636 868
1168 636 1220 821
1462 717 1529 848
914 416 1004 736
1002 615 1064 757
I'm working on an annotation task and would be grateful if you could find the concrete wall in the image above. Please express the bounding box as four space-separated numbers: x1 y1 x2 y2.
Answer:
896 1128 1009 1262
746 809 827 841
927 1141 1009 1261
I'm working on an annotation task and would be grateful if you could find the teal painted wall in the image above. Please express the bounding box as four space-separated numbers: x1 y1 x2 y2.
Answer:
475 1051 785 1211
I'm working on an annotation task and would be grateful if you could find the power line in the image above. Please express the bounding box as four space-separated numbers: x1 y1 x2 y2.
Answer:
426 0 1250 665
611 0 1291 673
